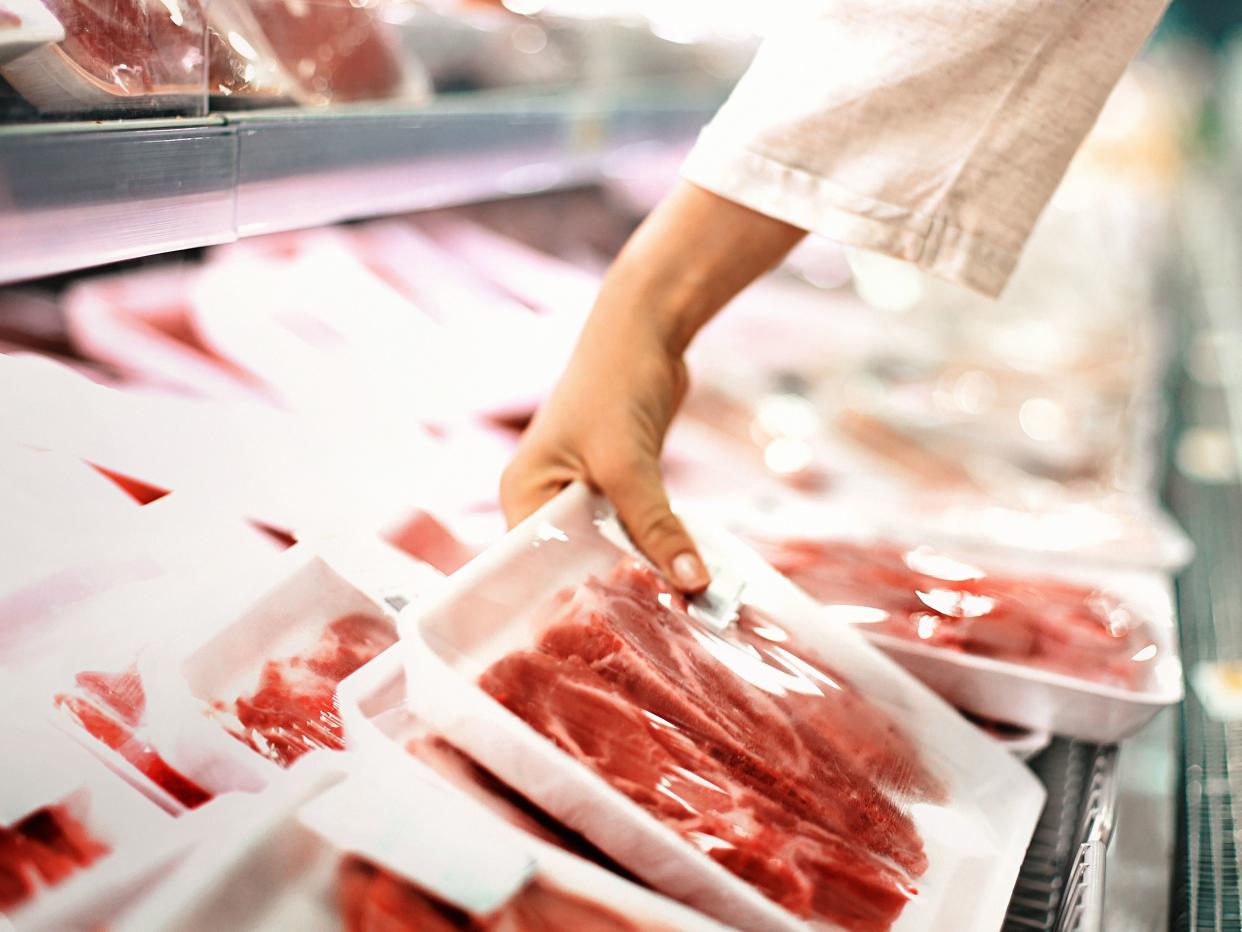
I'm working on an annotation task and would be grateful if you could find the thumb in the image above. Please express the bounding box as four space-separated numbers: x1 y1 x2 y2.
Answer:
598 455 709 593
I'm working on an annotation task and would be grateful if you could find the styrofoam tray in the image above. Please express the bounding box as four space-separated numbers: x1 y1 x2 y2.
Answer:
44 546 418 814
705 502 1184 743
113 742 728 932
172 547 435 770
398 482 1046 932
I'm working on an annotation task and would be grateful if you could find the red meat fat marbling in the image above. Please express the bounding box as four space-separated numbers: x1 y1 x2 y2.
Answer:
479 560 940 932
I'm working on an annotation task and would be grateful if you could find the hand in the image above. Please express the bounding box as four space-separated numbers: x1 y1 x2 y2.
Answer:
500 181 806 590
502 286 706 590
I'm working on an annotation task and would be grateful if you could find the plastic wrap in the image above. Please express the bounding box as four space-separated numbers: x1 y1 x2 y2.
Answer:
63 267 271 405
203 0 297 103
115 749 727 932
40 547 426 816
0 0 208 116
399 483 1045 932
245 0 426 105
729 510 1182 742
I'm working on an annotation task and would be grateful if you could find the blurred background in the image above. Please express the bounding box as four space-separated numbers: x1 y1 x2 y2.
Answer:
2 2 1242 931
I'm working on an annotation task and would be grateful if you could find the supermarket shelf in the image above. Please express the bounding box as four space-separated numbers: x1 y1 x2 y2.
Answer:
0 85 723 284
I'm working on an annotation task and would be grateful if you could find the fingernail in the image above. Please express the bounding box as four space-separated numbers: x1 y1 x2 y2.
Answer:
672 552 708 591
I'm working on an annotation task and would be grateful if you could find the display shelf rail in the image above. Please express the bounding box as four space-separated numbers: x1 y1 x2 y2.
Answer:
1168 163 1242 932
1004 740 1118 932
0 84 723 285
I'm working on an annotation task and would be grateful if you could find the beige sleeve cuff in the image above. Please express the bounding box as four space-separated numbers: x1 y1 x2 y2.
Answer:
682 0 1171 298
682 132 1022 298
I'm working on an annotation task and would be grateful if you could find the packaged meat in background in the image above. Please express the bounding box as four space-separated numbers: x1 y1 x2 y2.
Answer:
0 0 208 116
245 0 428 105
63 266 271 404
724 503 1182 741
0 352 448 545
398 482 1045 932
0 722 184 928
31 562 288 813
175 550 429 769
203 0 298 105
41 546 437 816
194 227 580 425
114 748 728 932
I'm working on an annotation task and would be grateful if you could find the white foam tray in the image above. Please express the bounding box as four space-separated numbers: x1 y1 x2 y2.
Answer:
707 503 1184 743
113 741 729 932
397 482 1047 932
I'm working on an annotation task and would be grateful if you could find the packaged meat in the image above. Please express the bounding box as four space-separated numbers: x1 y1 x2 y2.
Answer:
115 748 726 932
0 0 208 115
1 724 180 927
63 267 271 405
55 665 215 810
733 510 1182 742
336 646 631 870
179 551 434 770
0 442 279 671
398 482 1045 932
0 353 448 541
203 0 297 103
0 803 109 911
245 0 425 104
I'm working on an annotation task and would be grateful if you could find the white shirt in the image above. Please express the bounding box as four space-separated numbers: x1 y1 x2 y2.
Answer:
682 0 1171 297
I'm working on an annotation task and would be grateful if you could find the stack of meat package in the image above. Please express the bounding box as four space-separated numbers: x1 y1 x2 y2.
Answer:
0 72 1185 931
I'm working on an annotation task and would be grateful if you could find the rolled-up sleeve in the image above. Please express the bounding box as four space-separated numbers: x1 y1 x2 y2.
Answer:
681 0 1170 297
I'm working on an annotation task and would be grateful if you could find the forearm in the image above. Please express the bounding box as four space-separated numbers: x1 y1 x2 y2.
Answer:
584 180 807 358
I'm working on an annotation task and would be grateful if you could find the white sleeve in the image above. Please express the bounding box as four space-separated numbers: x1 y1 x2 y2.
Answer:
681 0 1170 297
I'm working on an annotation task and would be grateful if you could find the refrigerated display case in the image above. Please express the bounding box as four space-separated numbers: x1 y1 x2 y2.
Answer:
0 8 1220 930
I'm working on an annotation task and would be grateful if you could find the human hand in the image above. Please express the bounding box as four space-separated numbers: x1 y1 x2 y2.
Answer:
500 181 806 590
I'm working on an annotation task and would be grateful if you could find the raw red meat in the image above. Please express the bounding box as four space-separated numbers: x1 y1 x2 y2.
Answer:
479 561 938 932
37 0 207 96
221 613 396 767
0 804 109 910
247 0 405 103
338 856 644 932
55 667 213 810
761 538 1157 688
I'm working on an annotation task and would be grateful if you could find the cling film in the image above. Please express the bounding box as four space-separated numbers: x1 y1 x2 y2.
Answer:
401 482 1047 932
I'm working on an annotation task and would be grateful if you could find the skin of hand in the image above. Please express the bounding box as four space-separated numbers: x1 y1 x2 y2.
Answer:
500 180 806 591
